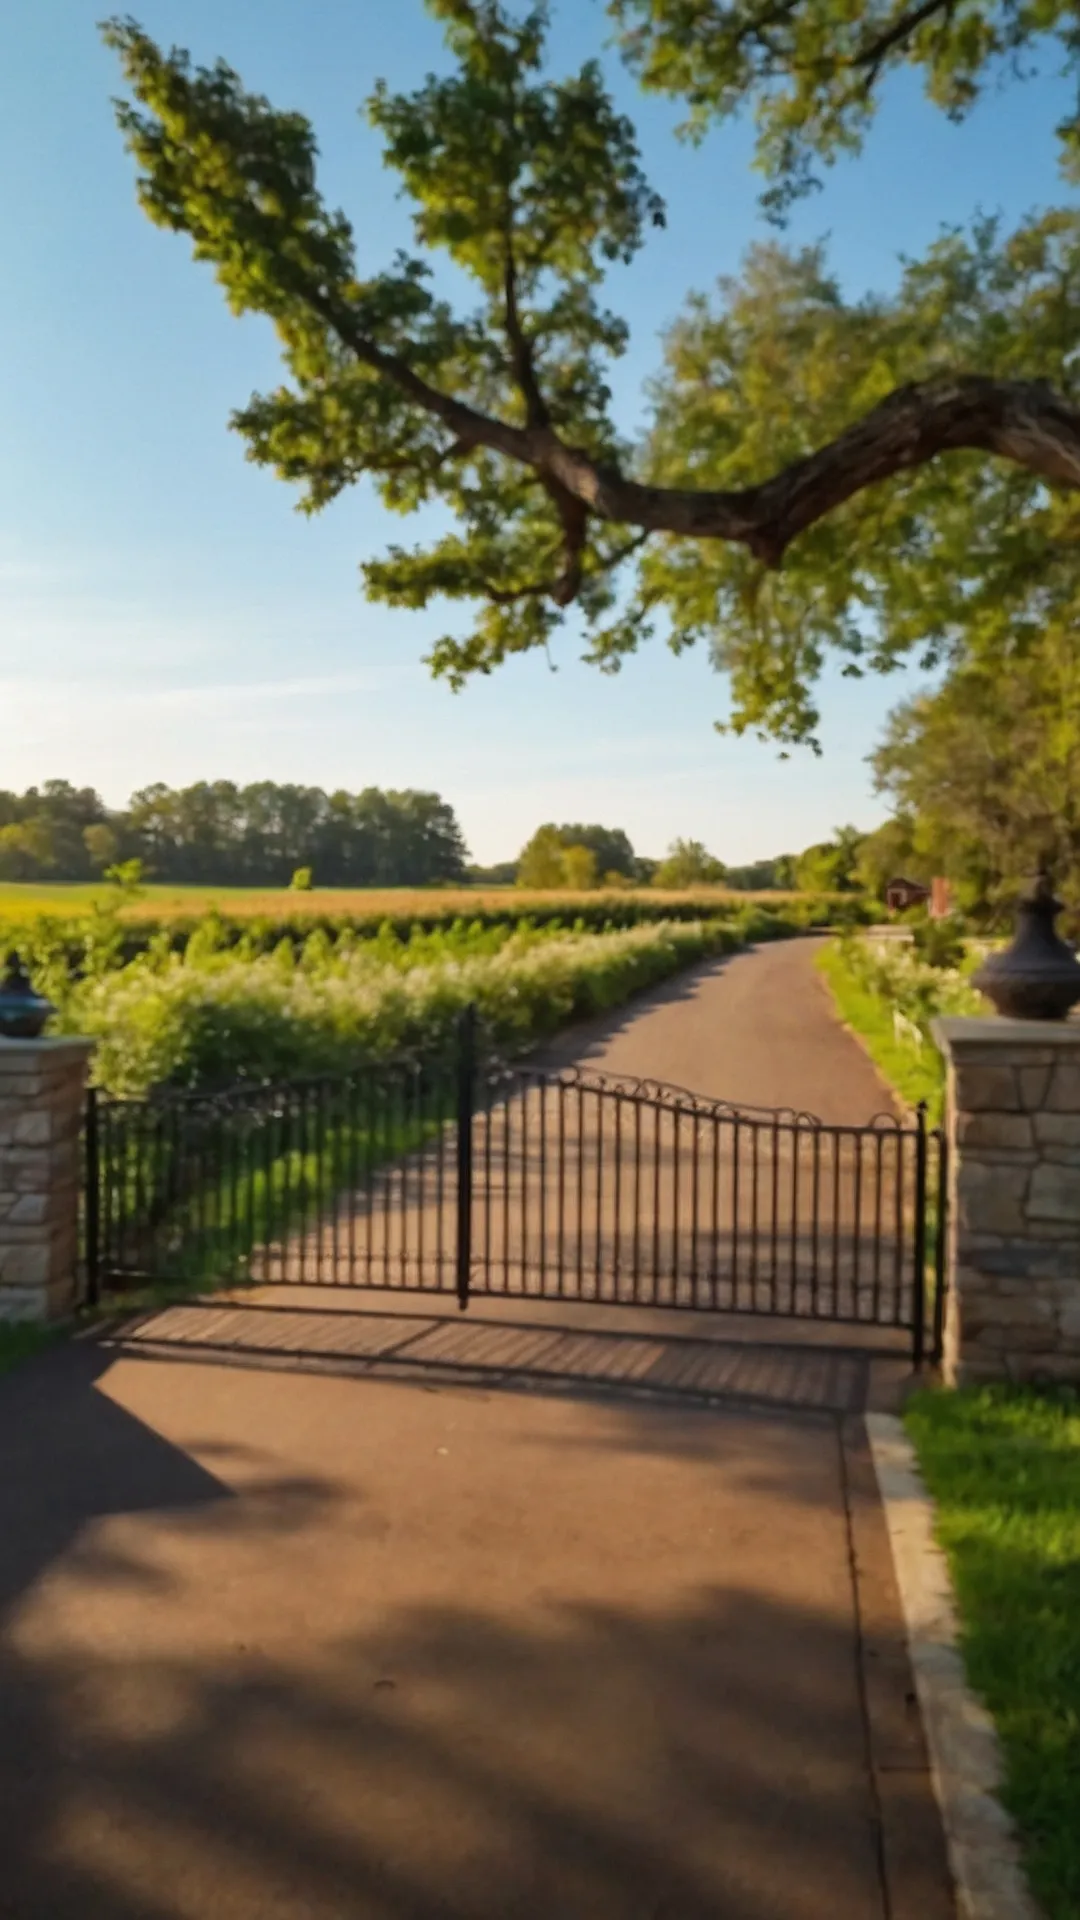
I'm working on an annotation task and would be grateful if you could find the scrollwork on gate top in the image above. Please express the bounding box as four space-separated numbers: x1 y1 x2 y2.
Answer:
482 1059 837 1128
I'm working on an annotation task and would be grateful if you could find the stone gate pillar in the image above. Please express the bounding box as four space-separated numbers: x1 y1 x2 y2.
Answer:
0 1038 95 1323
933 1017 1080 1384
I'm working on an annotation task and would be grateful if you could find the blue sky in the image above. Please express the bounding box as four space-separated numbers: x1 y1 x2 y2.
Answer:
0 3 1072 864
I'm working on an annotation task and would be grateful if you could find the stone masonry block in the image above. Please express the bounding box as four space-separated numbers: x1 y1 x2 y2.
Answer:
954 1064 1021 1113
956 1161 1030 1236
1034 1112 1080 1148
1047 1062 1080 1112
956 1111 1034 1152
1019 1065 1055 1110
12 1109 54 1147
1027 1161 1080 1226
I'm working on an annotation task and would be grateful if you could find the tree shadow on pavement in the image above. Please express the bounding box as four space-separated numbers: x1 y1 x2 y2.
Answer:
0 1340 950 1920
0 1564 947 1919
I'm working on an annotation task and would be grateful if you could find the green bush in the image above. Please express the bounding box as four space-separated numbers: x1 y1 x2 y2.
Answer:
57 917 749 1097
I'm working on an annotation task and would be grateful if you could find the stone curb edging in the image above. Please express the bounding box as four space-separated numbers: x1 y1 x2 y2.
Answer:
865 1412 1042 1920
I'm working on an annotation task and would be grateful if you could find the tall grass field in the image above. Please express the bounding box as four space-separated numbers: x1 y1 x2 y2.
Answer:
0 881 809 925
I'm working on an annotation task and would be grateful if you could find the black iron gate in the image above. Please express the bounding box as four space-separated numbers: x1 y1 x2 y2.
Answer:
84 1008 946 1360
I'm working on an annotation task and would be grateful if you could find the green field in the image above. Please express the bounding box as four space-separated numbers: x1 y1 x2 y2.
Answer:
0 881 806 924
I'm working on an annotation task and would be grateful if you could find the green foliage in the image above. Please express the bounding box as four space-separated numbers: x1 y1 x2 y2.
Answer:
653 838 725 888
516 824 570 889
610 0 1080 218
910 915 967 971
9 887 857 1000
516 822 634 889
872 628 1080 920
906 1385 1080 1920
0 778 469 886
642 214 1080 743
56 916 747 1097
103 858 147 899
102 8 1080 747
290 865 314 891
816 932 986 1120
560 844 599 889
794 825 863 894
853 816 928 902
83 823 120 873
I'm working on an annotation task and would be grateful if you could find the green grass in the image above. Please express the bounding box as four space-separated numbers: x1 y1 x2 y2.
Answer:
0 1320 63 1376
906 1386 1080 1920
816 939 945 1121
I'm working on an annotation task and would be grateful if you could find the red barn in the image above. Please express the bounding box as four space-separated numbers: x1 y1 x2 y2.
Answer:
884 876 931 913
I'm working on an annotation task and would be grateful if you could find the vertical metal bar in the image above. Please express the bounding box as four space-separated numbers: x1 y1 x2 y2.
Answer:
651 1102 661 1305
269 1098 282 1274
690 1112 700 1303
281 1092 293 1283
710 1114 720 1308
932 1127 948 1362
520 1077 530 1294
539 1077 548 1299
831 1128 842 1317
504 1075 512 1295
911 1105 928 1366
399 1072 409 1292
434 1066 445 1290
749 1123 759 1303
84 1087 100 1307
326 1082 339 1285
578 1081 586 1299
852 1130 864 1321
731 1116 741 1309
769 1112 780 1304
557 1080 567 1299
613 1096 623 1302
789 1121 800 1315
810 1127 821 1317
872 1128 885 1324
593 1088 604 1300
671 1106 680 1306
455 1003 475 1311
297 1087 310 1285
347 1078 359 1286
892 1125 905 1326
632 1099 642 1303
483 1071 493 1293
414 1066 424 1292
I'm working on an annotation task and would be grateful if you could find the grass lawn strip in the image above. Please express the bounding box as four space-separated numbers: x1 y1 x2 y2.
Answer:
816 938 945 1120
902 1387 1080 1920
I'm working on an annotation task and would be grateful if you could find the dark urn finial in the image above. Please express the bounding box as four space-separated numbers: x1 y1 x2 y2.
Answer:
0 953 56 1041
973 869 1080 1022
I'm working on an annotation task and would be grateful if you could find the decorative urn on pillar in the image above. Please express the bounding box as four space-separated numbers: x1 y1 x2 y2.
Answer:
0 953 56 1040
973 871 1080 1021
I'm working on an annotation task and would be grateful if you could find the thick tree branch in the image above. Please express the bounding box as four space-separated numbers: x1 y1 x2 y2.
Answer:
852 0 957 88
309 286 1080 570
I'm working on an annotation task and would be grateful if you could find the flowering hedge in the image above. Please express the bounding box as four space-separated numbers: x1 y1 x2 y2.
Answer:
56 912 793 1097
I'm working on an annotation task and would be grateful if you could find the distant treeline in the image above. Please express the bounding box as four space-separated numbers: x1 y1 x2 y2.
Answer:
0 779 808 893
0 780 468 887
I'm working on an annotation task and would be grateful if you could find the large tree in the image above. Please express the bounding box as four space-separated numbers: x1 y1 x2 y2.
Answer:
104 3 1080 744
872 631 1080 914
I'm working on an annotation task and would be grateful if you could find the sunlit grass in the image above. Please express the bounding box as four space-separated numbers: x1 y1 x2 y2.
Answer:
906 1386 1080 1920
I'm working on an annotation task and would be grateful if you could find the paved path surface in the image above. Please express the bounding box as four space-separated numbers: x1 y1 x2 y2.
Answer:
0 939 951 1917
0 1338 951 1920
542 935 896 1122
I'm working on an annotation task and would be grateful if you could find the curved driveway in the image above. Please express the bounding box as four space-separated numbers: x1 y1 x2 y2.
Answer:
550 935 895 1124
